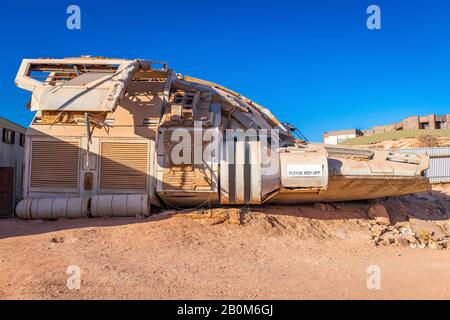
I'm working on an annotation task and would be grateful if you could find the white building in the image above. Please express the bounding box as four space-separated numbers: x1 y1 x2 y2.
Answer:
0 116 26 218
323 129 362 145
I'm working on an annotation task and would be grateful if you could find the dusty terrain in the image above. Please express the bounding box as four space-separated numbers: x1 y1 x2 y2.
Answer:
358 135 450 149
1 185 450 300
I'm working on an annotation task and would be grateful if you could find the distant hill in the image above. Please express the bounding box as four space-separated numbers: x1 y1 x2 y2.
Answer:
342 129 450 148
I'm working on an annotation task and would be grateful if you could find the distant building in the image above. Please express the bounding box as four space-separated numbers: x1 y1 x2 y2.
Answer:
323 129 363 145
323 113 450 144
369 114 450 134
0 117 26 218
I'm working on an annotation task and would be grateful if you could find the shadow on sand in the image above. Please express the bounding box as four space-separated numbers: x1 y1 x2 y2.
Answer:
1 188 448 241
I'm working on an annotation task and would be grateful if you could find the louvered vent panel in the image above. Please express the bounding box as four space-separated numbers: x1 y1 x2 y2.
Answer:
100 142 148 190
30 140 79 189
161 132 212 191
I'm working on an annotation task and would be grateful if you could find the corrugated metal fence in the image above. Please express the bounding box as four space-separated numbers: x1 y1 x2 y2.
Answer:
393 147 450 183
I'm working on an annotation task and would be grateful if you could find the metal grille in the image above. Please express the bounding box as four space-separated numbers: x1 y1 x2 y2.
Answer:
0 168 13 218
161 132 212 191
394 147 450 183
100 142 148 190
30 140 79 189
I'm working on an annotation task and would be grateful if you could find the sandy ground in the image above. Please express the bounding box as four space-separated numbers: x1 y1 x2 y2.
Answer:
1 187 450 300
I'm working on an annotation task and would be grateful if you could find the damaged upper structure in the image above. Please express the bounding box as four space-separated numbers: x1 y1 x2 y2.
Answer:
14 56 430 219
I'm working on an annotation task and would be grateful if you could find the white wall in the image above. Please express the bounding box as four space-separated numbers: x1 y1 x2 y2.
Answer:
324 133 357 145
0 123 26 204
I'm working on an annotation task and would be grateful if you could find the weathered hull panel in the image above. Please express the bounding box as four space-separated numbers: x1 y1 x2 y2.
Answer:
13 57 432 219
269 176 430 204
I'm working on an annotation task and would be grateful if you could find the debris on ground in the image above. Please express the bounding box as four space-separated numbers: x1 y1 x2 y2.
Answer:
368 220 449 250
167 184 450 250
368 204 391 225
365 189 450 250
1 184 449 299
174 208 242 225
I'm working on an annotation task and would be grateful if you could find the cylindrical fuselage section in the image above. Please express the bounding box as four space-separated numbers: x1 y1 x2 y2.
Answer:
15 197 89 219
90 194 150 217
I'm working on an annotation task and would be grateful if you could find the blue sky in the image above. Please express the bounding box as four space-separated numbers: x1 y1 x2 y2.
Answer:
0 0 449 142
